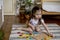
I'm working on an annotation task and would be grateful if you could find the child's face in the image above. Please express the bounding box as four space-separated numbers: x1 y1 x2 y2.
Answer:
34 10 42 19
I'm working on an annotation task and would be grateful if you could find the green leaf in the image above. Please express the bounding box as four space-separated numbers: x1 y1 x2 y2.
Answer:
0 30 4 40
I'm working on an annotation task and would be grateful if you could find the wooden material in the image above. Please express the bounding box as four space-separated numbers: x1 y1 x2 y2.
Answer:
1 15 60 40
42 10 60 15
1 15 15 40
43 0 60 2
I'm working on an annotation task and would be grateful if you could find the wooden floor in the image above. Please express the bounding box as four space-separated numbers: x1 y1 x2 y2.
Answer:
1 15 60 40
1 15 15 40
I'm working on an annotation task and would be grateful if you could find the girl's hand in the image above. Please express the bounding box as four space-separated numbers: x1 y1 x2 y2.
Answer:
48 33 54 38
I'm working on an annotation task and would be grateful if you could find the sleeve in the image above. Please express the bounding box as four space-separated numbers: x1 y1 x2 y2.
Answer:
29 19 33 23
41 19 44 23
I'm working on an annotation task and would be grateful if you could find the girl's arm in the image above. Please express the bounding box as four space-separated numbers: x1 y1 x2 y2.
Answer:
41 19 54 37
42 21 54 37
26 20 35 28
28 23 35 27
41 19 50 34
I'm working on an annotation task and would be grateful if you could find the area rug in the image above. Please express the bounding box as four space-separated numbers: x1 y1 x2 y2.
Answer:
9 23 60 40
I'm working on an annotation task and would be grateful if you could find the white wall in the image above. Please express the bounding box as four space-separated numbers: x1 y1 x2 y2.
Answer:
0 0 4 22
42 2 60 12
3 0 16 15
0 0 4 28
0 0 3 9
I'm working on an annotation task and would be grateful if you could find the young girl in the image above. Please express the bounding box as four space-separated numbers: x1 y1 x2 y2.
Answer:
17 6 53 37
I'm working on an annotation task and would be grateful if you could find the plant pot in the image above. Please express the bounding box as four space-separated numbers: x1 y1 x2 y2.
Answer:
19 13 26 23
25 14 30 20
25 15 30 19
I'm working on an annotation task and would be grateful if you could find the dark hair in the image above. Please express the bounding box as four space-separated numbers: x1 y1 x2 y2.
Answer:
31 6 42 18
32 6 41 14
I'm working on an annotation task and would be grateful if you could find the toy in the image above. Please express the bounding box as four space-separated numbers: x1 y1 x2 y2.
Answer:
44 36 52 40
18 34 33 38
18 31 52 40
18 33 34 40
33 32 52 40
26 38 29 40
26 35 34 40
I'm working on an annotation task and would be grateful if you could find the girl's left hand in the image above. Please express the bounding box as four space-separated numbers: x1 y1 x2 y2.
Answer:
48 33 54 38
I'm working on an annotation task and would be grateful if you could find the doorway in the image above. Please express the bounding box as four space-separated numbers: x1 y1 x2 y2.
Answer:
0 0 4 28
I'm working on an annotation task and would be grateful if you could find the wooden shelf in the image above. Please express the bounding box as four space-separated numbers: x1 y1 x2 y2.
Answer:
43 0 60 2
36 2 41 4
42 10 60 15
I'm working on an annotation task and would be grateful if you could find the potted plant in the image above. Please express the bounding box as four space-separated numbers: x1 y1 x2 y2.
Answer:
0 29 4 40
25 0 34 20
18 0 34 23
25 0 33 11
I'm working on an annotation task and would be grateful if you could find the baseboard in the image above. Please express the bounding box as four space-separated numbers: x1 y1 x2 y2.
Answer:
4 12 16 15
